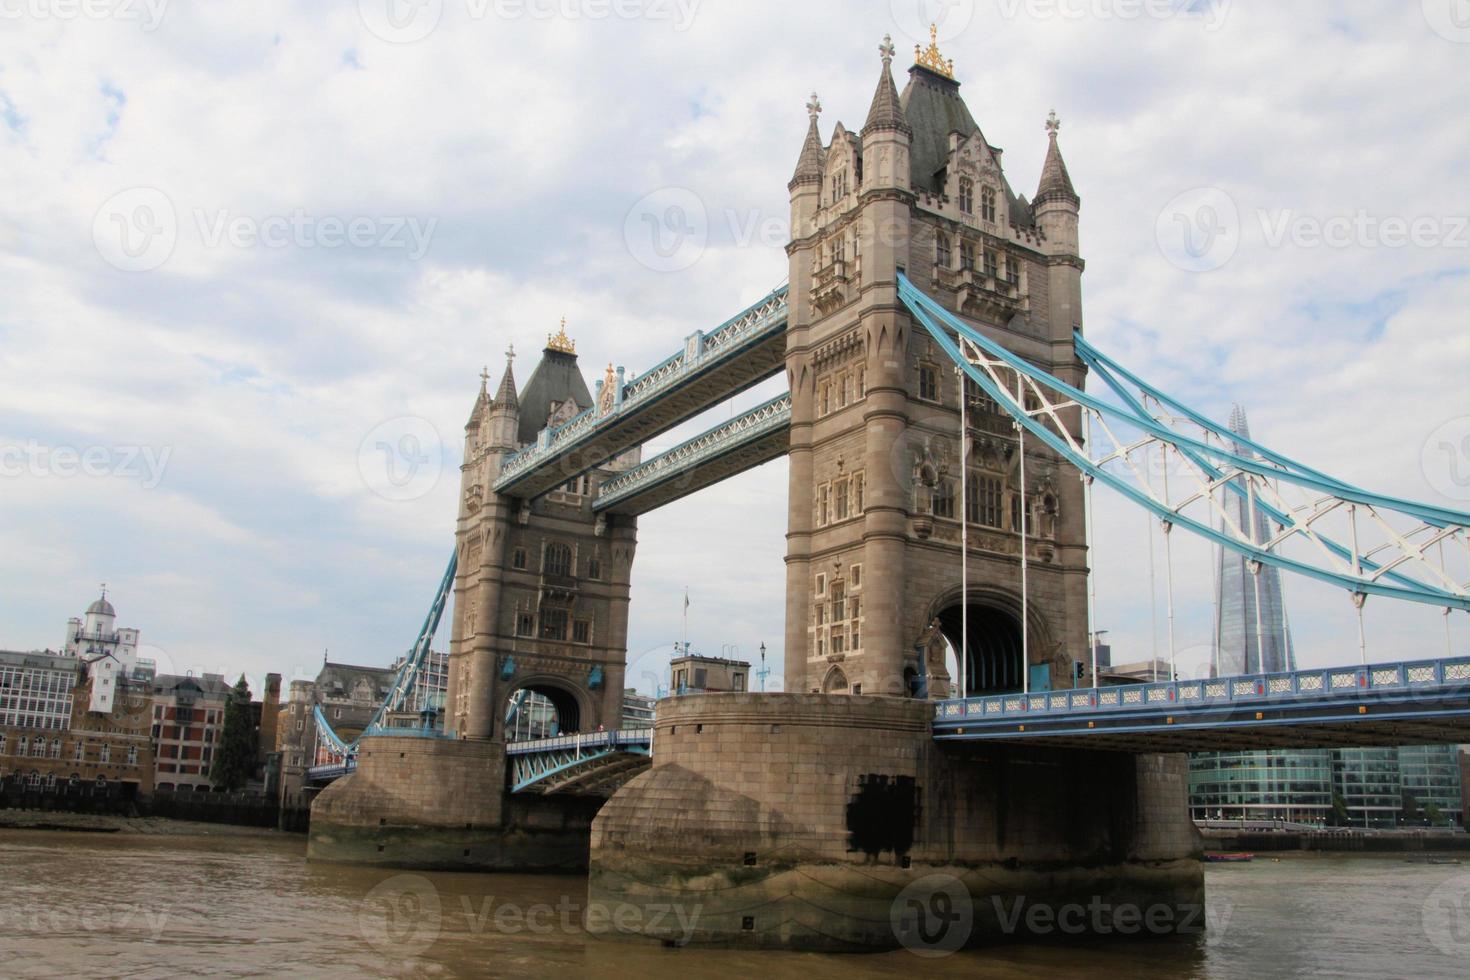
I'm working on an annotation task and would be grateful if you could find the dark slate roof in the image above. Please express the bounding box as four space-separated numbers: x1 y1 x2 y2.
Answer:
862 62 909 135
86 597 116 617
790 114 827 185
1035 133 1079 206
152 673 234 697
516 347 593 446
900 65 980 193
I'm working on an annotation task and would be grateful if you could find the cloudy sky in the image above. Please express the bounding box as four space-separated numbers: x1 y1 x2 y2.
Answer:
1 1 1467 698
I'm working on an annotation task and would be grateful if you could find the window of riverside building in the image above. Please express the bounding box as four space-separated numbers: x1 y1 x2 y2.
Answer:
1005 256 1019 286
936 232 951 267
835 479 849 521
855 365 866 399
933 478 956 519
586 557 602 581
960 240 975 270
817 485 829 526
959 178 973 214
853 472 864 513
572 620 592 645
517 612 534 637
981 187 997 223
512 547 528 570
983 249 998 279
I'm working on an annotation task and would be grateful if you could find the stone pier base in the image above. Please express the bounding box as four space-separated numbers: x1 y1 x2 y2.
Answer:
588 694 1204 951
307 735 599 872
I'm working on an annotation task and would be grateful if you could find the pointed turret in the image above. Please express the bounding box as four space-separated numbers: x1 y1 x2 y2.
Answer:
862 34 910 137
789 92 827 190
861 35 911 193
1035 110 1079 208
487 345 521 449
466 365 491 431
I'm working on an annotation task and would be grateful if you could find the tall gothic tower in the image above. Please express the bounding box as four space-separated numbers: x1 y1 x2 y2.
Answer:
445 327 639 742
783 33 1090 698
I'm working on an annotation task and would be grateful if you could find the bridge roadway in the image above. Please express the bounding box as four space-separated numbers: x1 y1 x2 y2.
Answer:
493 287 788 500
933 655 1470 752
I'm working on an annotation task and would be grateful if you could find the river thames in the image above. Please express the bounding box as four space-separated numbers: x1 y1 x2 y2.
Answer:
2 829 1468 978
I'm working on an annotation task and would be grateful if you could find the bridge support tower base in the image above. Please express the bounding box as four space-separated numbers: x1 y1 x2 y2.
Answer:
307 735 600 872
589 694 1203 951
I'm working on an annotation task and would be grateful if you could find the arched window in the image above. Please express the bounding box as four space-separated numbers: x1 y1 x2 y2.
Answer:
544 543 573 578
958 178 974 215
981 187 997 223
822 667 850 694
936 232 952 268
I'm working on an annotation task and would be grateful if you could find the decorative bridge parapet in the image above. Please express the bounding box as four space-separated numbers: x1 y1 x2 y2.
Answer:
933 656 1470 752
593 393 792 515
493 287 790 499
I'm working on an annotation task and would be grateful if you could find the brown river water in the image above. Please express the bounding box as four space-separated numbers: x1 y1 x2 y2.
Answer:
1 829 1468 978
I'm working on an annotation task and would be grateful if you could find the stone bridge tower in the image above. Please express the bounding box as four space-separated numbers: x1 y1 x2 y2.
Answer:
783 33 1089 699
446 327 639 742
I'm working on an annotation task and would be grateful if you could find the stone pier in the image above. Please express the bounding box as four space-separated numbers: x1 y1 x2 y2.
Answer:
588 694 1203 951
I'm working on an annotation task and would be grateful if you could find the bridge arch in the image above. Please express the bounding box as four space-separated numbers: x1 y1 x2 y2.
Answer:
502 676 590 741
926 586 1055 698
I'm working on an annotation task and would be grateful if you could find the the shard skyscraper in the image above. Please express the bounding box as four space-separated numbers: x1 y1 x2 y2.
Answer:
1214 406 1295 677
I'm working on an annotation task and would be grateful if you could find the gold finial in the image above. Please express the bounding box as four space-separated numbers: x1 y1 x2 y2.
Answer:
547 317 576 355
915 24 955 80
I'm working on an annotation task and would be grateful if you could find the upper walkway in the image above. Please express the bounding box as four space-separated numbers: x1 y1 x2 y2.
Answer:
493 288 789 500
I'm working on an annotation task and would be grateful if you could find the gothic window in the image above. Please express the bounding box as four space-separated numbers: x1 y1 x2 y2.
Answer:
981 187 997 223
965 377 1000 415
511 548 527 571
983 249 998 279
820 381 832 416
850 564 862 589
855 365 866 399
572 620 592 645
831 582 846 622
936 232 952 268
932 479 956 519
544 543 572 578
1005 256 1020 286
960 240 975 271
967 473 1005 529
516 611 534 637
835 480 849 521
539 608 568 641
815 573 827 597
918 364 940 403
823 667 848 694
852 472 865 513
817 485 830 527
959 178 974 215
839 373 851 408
586 557 602 581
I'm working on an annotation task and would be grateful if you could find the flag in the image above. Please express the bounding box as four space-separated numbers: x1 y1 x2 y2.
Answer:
684 589 690 611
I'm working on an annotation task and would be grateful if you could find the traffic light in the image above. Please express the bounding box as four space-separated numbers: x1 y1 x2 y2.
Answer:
1074 661 1086 680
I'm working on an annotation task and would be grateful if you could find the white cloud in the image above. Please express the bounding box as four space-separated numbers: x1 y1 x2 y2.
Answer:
1 3 1466 698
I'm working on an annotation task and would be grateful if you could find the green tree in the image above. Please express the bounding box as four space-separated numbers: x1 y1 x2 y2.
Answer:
1401 792 1422 827
1426 802 1445 826
210 675 256 792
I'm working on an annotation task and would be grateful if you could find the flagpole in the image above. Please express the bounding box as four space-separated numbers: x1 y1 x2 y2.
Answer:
682 588 689 654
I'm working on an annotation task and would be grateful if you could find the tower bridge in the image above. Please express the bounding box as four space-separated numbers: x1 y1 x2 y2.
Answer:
305 32 1470 951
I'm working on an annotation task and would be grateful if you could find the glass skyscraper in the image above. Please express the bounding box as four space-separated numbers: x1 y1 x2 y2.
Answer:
1189 408 1463 828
